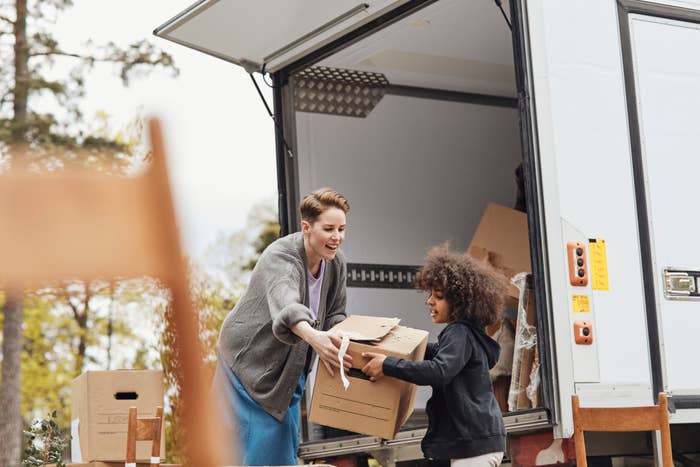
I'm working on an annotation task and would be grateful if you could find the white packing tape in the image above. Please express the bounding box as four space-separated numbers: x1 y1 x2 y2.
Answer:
338 332 350 390
125 463 136 467
151 456 161 464
70 418 82 463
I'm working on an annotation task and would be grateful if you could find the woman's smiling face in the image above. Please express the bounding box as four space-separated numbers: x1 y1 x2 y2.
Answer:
302 207 347 266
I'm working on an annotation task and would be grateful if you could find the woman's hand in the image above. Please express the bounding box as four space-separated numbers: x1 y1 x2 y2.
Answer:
292 321 352 376
361 352 386 381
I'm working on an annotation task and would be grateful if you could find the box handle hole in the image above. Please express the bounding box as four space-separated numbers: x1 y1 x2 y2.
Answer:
347 368 371 381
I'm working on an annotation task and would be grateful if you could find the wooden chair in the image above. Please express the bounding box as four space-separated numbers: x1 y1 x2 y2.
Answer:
125 406 163 467
0 119 230 465
572 393 673 466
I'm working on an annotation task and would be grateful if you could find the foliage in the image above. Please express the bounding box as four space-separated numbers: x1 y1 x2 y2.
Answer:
20 293 74 428
157 263 235 464
0 115 149 175
0 0 178 149
21 411 70 467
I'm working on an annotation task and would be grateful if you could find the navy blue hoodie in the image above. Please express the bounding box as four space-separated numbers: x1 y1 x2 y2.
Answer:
382 320 506 460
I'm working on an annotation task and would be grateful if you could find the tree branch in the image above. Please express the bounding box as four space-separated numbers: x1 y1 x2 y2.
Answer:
0 14 14 26
28 50 82 59
0 92 12 107
63 289 80 322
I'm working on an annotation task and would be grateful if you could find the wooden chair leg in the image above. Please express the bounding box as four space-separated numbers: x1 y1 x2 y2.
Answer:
572 394 588 467
126 407 137 466
151 406 163 467
658 394 673 467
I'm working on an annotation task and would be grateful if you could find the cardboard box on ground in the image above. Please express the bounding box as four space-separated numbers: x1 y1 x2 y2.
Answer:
309 315 429 439
466 202 539 412
71 370 165 462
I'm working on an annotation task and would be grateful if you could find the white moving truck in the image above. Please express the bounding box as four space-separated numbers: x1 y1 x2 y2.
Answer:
155 1 700 464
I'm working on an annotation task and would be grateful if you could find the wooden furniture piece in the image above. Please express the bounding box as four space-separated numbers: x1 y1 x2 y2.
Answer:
126 406 163 467
0 119 229 465
572 393 673 466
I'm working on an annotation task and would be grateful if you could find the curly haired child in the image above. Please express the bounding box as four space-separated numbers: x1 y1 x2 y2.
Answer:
362 244 508 467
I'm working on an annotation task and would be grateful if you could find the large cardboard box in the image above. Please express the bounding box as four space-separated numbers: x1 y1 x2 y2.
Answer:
71 370 165 462
467 202 531 305
309 315 429 439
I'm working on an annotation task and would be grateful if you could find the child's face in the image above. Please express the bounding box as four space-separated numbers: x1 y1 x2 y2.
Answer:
426 288 450 324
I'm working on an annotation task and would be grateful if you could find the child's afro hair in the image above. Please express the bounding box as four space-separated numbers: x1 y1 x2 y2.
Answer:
414 243 508 327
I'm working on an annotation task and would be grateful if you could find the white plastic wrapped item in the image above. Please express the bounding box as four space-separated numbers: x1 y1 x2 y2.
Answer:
489 318 515 382
508 272 538 412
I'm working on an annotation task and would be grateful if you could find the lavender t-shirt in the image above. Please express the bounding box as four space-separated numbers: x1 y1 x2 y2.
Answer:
307 260 326 320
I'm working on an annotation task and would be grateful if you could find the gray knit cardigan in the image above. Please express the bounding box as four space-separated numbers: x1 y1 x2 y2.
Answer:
217 231 347 420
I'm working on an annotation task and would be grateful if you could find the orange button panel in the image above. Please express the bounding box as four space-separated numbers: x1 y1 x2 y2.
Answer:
567 241 588 286
574 320 593 345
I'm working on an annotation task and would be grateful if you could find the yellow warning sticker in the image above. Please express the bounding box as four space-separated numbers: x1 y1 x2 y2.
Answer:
589 238 609 291
572 294 591 313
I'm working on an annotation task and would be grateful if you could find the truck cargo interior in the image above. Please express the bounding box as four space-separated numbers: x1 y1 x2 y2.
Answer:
278 0 547 442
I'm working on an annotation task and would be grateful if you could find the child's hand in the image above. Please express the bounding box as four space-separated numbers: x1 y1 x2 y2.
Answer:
361 352 386 381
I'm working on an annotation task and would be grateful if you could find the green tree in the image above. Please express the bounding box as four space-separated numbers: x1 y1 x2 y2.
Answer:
20 293 74 429
0 0 177 463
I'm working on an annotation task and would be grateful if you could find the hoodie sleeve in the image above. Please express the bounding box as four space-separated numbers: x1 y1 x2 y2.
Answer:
424 342 439 360
383 324 472 386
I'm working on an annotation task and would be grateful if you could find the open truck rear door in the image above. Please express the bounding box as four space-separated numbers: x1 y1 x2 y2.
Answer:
154 0 412 73
618 1 700 421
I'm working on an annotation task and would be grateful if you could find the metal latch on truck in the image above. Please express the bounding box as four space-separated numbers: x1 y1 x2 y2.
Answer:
663 269 700 299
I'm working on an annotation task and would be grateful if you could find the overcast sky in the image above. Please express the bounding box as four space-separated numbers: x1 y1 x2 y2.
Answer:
53 0 278 261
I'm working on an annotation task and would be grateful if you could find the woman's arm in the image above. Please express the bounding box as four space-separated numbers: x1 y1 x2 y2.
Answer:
267 278 352 374
263 251 351 374
292 321 351 376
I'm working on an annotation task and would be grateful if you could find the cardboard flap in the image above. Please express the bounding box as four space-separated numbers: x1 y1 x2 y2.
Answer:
332 315 400 341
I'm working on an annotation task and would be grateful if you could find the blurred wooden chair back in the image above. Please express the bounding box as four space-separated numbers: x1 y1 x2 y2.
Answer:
0 119 229 466
572 393 673 466
126 406 163 467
